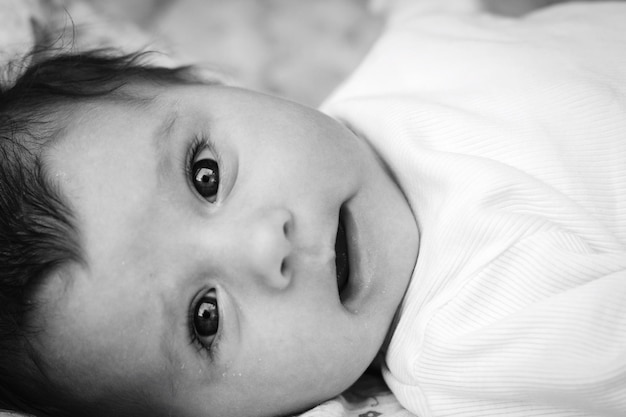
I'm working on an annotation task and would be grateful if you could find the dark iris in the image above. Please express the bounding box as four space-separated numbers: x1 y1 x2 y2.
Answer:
192 159 219 200
193 293 219 337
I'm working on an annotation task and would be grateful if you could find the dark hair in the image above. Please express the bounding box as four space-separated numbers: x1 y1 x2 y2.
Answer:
0 47 214 417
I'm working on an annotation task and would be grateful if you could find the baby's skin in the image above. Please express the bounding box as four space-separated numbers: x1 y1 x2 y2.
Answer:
35 84 419 416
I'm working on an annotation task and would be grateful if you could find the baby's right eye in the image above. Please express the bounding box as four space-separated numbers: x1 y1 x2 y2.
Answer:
192 289 219 345
191 158 220 203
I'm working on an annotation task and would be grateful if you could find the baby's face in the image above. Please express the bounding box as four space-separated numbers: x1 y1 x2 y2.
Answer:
39 84 418 416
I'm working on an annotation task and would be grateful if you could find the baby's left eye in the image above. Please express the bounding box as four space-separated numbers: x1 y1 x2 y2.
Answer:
191 158 220 202
193 290 219 339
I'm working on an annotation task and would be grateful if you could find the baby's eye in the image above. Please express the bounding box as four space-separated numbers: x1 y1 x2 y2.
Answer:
191 158 220 203
193 290 219 343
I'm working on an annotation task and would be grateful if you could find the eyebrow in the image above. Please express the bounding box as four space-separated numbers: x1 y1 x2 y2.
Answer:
153 109 180 151
159 289 188 397
153 109 182 185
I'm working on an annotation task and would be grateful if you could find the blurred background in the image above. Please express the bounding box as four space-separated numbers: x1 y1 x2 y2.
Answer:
77 0 611 106
0 0 612 107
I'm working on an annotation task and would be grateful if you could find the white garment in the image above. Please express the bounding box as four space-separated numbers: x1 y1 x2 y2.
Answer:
321 3 626 416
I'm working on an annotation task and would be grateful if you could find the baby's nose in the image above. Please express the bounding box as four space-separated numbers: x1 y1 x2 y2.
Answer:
236 207 292 290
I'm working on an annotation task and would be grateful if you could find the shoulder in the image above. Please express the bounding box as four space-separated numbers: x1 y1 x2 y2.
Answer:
323 2 626 108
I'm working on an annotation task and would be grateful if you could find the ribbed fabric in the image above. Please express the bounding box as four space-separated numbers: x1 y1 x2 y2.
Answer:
322 3 626 416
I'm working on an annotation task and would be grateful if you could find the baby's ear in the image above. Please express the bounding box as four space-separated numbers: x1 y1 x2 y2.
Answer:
190 64 233 87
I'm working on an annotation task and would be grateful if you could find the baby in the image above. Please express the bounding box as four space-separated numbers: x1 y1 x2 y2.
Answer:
1 0 625 416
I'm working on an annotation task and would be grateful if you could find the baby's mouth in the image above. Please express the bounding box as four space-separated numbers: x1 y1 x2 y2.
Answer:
334 210 350 299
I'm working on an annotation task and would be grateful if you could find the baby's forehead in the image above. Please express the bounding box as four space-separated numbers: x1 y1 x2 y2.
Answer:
56 91 171 144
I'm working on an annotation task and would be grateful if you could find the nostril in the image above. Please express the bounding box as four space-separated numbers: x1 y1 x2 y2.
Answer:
283 217 291 238
281 209 294 238
280 259 287 276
